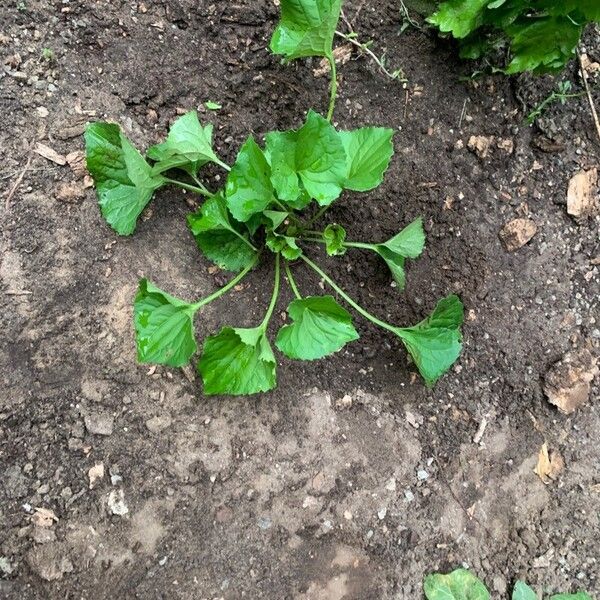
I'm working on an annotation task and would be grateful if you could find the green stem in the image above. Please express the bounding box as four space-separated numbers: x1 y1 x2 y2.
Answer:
191 256 259 312
165 178 212 197
284 261 302 300
190 174 213 196
326 54 338 122
260 254 281 330
300 255 397 334
215 158 231 172
300 236 375 251
303 206 329 229
229 227 259 252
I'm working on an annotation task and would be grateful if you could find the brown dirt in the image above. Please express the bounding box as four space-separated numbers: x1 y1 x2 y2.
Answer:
1 1 599 598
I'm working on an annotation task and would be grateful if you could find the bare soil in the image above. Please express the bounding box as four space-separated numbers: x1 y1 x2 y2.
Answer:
1 1 599 599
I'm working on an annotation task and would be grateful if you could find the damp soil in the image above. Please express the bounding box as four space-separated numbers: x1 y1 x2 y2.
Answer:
1 1 599 599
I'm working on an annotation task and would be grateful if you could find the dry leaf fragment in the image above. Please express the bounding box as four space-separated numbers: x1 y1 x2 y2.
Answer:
567 168 598 218
534 443 564 484
313 45 352 77
468 135 494 158
544 348 598 414
499 218 537 251
66 150 86 177
32 507 58 528
55 182 85 203
34 143 66 165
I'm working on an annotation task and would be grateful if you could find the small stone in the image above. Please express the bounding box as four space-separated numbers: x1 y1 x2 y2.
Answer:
336 394 353 408
385 478 397 492
257 517 272 530
32 507 57 528
404 489 415 502
84 412 114 436
3 466 28 499
145 414 172 433
343 510 353 520
377 507 387 520
567 168 598 218
88 463 105 489
499 218 537 251
0 556 14 575
107 489 128 516
36 106 49 118
417 469 429 481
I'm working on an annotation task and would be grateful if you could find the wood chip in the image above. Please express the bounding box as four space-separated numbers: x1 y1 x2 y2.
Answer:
55 182 85 203
567 168 598 219
66 150 86 177
34 143 66 165
499 218 537 251
534 443 564 484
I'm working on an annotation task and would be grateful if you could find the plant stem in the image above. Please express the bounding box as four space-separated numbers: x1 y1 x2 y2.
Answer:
191 256 259 311
260 253 281 329
326 53 338 122
300 255 397 334
299 236 375 252
215 158 231 172
335 30 406 81
165 178 212 197
303 206 329 229
190 174 213 196
284 261 302 300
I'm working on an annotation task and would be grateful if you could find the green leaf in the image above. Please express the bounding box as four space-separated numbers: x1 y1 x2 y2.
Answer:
395 294 464 386
270 0 342 61
198 326 276 395
85 122 165 235
265 112 346 207
513 582 537 600
375 218 426 289
266 231 302 260
205 101 222 110
134 279 196 367
276 295 359 360
427 0 489 39
550 594 593 600
265 130 302 203
226 136 274 222
296 110 347 206
187 194 257 272
424 568 490 600
323 224 346 256
147 111 223 175
263 210 289 230
505 17 582 74
339 127 394 192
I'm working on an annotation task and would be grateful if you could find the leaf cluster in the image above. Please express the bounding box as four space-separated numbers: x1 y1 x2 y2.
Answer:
428 0 600 74
84 0 465 396
424 568 593 600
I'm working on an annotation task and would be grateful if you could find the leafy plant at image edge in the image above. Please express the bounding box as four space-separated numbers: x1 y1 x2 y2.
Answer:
84 0 464 396
426 0 600 74
424 567 594 600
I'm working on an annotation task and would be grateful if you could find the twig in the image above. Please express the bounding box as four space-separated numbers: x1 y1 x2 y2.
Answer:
458 98 468 129
5 151 33 210
5 290 33 296
335 30 406 81
579 50 600 144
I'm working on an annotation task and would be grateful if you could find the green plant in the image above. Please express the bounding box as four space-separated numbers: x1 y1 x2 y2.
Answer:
526 80 585 124
424 568 594 600
84 0 464 396
427 1 600 74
